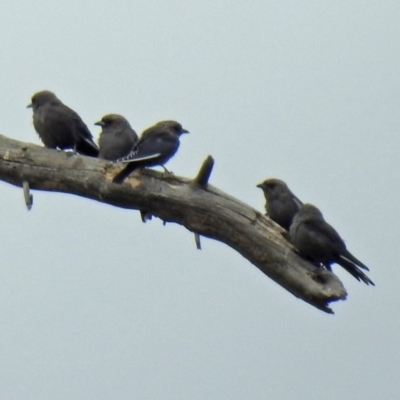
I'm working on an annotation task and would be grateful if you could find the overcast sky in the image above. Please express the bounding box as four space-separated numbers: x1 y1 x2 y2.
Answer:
0 1 399 399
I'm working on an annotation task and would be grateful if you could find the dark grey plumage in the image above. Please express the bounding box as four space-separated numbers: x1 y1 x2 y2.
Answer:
27 90 99 157
290 204 374 286
112 120 189 184
95 114 138 161
257 178 302 230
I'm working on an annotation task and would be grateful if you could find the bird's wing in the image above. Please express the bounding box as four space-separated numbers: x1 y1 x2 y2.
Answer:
304 219 370 272
303 219 343 244
120 152 162 163
118 134 178 164
68 111 99 156
292 194 303 208
52 103 94 141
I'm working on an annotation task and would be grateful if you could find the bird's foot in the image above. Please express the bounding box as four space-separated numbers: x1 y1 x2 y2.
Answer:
162 166 174 176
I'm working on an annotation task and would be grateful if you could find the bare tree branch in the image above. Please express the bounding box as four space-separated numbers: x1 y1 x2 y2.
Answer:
0 134 347 313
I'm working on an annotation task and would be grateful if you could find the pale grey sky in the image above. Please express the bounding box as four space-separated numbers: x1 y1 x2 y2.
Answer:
0 1 399 399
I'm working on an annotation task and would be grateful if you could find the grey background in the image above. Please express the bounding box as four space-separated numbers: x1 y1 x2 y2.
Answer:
0 1 398 399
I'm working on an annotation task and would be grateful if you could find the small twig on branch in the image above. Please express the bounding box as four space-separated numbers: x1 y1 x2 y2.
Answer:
192 155 214 187
190 158 215 249
194 233 201 250
22 180 33 210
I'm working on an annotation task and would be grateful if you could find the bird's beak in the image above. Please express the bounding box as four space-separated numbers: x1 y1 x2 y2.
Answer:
94 121 105 127
256 183 264 188
26 104 33 109
181 128 190 134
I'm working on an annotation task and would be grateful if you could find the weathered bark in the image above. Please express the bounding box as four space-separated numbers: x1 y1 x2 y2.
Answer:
0 134 347 313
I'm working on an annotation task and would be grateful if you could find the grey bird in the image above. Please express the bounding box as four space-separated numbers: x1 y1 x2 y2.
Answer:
257 178 302 230
95 114 139 161
27 90 99 157
290 203 374 286
112 120 189 184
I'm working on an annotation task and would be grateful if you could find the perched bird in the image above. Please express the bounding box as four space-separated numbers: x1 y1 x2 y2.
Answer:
290 203 374 285
95 114 138 161
27 90 99 157
257 178 302 230
112 120 189 184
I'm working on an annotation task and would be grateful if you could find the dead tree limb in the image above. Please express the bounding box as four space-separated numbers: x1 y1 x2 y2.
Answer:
0 134 347 313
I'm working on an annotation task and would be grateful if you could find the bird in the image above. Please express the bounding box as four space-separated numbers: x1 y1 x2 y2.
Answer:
27 90 99 157
256 178 302 230
289 203 374 286
95 114 138 161
112 120 189 184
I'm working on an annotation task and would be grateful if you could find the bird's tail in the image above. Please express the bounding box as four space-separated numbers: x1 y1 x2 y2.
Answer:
337 258 375 286
76 137 99 157
340 250 369 271
112 163 139 184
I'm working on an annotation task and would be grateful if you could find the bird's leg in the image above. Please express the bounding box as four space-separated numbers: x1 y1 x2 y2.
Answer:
161 165 174 176
322 263 332 271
